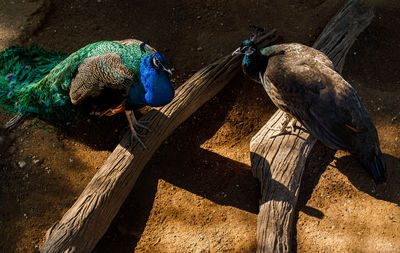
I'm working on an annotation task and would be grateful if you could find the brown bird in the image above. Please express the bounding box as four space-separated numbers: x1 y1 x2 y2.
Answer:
233 39 386 183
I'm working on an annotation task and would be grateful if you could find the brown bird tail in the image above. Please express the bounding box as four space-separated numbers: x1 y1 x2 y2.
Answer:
363 147 387 184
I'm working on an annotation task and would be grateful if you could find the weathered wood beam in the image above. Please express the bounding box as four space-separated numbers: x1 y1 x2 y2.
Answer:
249 1 374 252
40 31 278 253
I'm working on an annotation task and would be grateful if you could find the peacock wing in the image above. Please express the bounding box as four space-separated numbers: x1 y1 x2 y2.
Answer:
69 52 136 105
288 64 373 151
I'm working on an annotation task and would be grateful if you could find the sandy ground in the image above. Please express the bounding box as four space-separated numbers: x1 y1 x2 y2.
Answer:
0 0 399 252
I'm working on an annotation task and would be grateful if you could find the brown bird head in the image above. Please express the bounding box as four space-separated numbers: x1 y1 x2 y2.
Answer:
232 39 258 56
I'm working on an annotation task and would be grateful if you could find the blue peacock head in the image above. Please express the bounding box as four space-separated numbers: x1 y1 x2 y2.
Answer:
126 52 174 108
149 52 173 75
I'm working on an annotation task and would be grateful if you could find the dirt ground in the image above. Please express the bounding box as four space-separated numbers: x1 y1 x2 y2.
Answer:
0 0 399 252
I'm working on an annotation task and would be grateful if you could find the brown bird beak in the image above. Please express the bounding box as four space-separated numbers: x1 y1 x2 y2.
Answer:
232 47 243 56
164 68 173 75
160 62 173 75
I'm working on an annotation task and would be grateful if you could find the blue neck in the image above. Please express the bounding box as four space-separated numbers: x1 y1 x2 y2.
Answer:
125 84 146 109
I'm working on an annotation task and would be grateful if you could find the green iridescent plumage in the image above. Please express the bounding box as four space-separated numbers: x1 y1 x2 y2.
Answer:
0 41 152 123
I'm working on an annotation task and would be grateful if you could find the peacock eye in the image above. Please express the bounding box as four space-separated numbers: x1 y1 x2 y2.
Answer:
152 58 160 67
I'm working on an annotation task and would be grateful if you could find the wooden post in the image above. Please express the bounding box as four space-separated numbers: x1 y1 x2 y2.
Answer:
250 1 374 252
40 31 278 253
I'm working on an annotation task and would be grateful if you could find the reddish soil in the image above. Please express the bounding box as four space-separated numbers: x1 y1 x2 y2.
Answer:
0 0 399 252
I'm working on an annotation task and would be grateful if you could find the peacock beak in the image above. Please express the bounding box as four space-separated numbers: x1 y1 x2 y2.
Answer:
164 67 173 75
232 47 243 56
159 61 173 75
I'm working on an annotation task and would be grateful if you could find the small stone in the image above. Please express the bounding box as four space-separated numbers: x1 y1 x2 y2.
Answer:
24 213 28 219
197 47 203 51
18 161 26 168
33 159 40 164
69 158 73 163
196 15 201 20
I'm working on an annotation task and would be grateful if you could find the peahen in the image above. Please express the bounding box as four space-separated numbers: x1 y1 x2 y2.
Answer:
233 37 387 183
0 39 174 146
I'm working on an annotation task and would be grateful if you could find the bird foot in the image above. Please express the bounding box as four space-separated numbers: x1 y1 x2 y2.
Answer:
268 125 295 138
134 121 150 132
130 130 147 149
125 110 149 149
100 103 126 117
268 117 297 138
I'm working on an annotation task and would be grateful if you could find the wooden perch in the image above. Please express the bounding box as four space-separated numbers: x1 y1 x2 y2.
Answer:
250 1 374 252
40 31 278 253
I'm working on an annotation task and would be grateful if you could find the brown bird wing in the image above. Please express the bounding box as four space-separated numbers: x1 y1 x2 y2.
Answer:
273 62 371 151
69 52 135 105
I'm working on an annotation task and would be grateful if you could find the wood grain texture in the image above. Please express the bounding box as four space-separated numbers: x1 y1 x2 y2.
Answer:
40 31 278 253
249 1 374 252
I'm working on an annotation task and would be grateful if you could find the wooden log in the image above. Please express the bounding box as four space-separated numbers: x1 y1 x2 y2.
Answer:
40 31 278 253
249 1 374 252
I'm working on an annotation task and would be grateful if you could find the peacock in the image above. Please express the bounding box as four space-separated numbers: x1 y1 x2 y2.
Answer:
0 39 174 146
233 36 387 183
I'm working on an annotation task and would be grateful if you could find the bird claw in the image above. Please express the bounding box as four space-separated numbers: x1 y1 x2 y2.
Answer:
100 103 126 117
135 131 147 138
268 126 294 138
134 121 150 132
130 130 147 149
268 117 297 138
124 110 148 149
